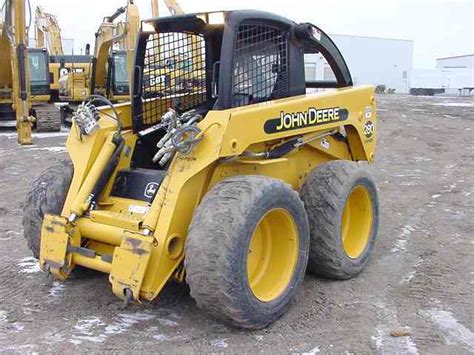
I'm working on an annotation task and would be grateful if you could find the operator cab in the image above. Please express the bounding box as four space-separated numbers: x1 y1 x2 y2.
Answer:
129 10 352 170
28 48 51 98
108 50 129 97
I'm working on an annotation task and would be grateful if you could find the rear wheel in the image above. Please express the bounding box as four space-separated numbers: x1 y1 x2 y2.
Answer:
23 160 73 258
185 176 309 329
300 160 379 279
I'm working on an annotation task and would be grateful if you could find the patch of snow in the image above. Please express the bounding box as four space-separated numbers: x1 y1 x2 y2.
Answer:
413 156 432 163
104 313 156 335
421 309 474 352
391 225 415 253
400 270 417 284
157 317 179 327
390 208 424 254
70 317 106 345
18 257 41 273
70 313 157 345
0 310 7 322
48 281 65 299
0 310 24 332
431 194 441 199
26 146 66 153
303 346 321 354
153 334 171 341
152 333 187 342
42 331 66 345
432 102 474 107
211 338 229 348
392 239 407 253
0 130 69 139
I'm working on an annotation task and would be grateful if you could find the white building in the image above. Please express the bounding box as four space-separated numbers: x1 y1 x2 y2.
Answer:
305 34 414 93
436 54 474 70
410 54 474 94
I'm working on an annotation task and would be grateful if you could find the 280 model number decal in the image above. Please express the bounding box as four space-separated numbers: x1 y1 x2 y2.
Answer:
264 107 349 134
363 120 375 139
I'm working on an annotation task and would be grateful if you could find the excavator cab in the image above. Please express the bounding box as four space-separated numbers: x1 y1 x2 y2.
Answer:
28 48 51 100
108 50 129 98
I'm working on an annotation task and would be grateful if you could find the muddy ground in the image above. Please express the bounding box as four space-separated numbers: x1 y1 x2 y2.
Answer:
0 94 473 354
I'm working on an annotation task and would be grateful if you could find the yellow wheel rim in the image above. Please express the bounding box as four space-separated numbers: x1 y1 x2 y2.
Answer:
341 185 373 259
246 208 299 302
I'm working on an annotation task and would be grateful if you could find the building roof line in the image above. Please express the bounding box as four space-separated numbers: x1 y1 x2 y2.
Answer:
437 54 474 60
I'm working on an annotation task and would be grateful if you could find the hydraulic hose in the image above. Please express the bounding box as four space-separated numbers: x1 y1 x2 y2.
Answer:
85 94 122 132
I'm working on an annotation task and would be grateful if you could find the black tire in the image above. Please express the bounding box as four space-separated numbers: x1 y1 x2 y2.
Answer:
185 175 309 329
300 160 379 279
23 160 73 258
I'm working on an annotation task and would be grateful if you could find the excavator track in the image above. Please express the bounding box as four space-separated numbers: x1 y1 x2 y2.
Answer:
35 107 62 132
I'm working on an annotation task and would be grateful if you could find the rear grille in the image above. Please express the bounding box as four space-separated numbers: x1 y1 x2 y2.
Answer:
140 32 207 128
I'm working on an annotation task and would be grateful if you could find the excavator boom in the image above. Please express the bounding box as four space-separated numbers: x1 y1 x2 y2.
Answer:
0 0 32 144
35 7 64 56
164 0 184 15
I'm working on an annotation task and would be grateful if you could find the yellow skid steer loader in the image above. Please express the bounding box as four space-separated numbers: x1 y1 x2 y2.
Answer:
24 10 379 329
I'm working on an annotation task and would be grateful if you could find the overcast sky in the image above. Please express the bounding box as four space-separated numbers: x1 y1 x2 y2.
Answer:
28 0 473 69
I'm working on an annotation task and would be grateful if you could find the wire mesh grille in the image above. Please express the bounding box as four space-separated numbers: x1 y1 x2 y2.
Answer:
232 23 289 107
141 32 207 127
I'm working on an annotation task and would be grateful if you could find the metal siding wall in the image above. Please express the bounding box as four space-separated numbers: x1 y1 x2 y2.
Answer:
329 35 414 93
436 56 474 69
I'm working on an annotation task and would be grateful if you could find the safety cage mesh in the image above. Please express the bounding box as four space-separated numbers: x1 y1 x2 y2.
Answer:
140 32 207 128
232 23 289 107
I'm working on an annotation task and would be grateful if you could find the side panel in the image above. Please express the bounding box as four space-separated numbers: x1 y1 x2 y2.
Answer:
219 86 376 161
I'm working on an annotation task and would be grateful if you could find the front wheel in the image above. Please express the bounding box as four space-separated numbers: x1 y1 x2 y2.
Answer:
185 176 309 329
22 160 73 258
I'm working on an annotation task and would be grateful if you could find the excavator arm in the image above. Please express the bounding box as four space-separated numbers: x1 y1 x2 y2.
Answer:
34 6 64 56
164 0 184 15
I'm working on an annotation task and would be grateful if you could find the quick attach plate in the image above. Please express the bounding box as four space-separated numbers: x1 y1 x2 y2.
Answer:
40 215 73 280
109 231 153 302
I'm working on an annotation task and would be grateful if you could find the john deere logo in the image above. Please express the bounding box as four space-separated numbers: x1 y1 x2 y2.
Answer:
144 182 159 199
264 107 348 134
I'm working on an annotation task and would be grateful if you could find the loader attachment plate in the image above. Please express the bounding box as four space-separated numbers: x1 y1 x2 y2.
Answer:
110 232 153 301
40 215 71 280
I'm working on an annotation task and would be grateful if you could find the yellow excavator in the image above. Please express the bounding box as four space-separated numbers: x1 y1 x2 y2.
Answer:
0 0 61 144
143 0 206 96
35 6 91 103
88 0 186 101
58 1 140 103
88 1 140 102
57 1 139 124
